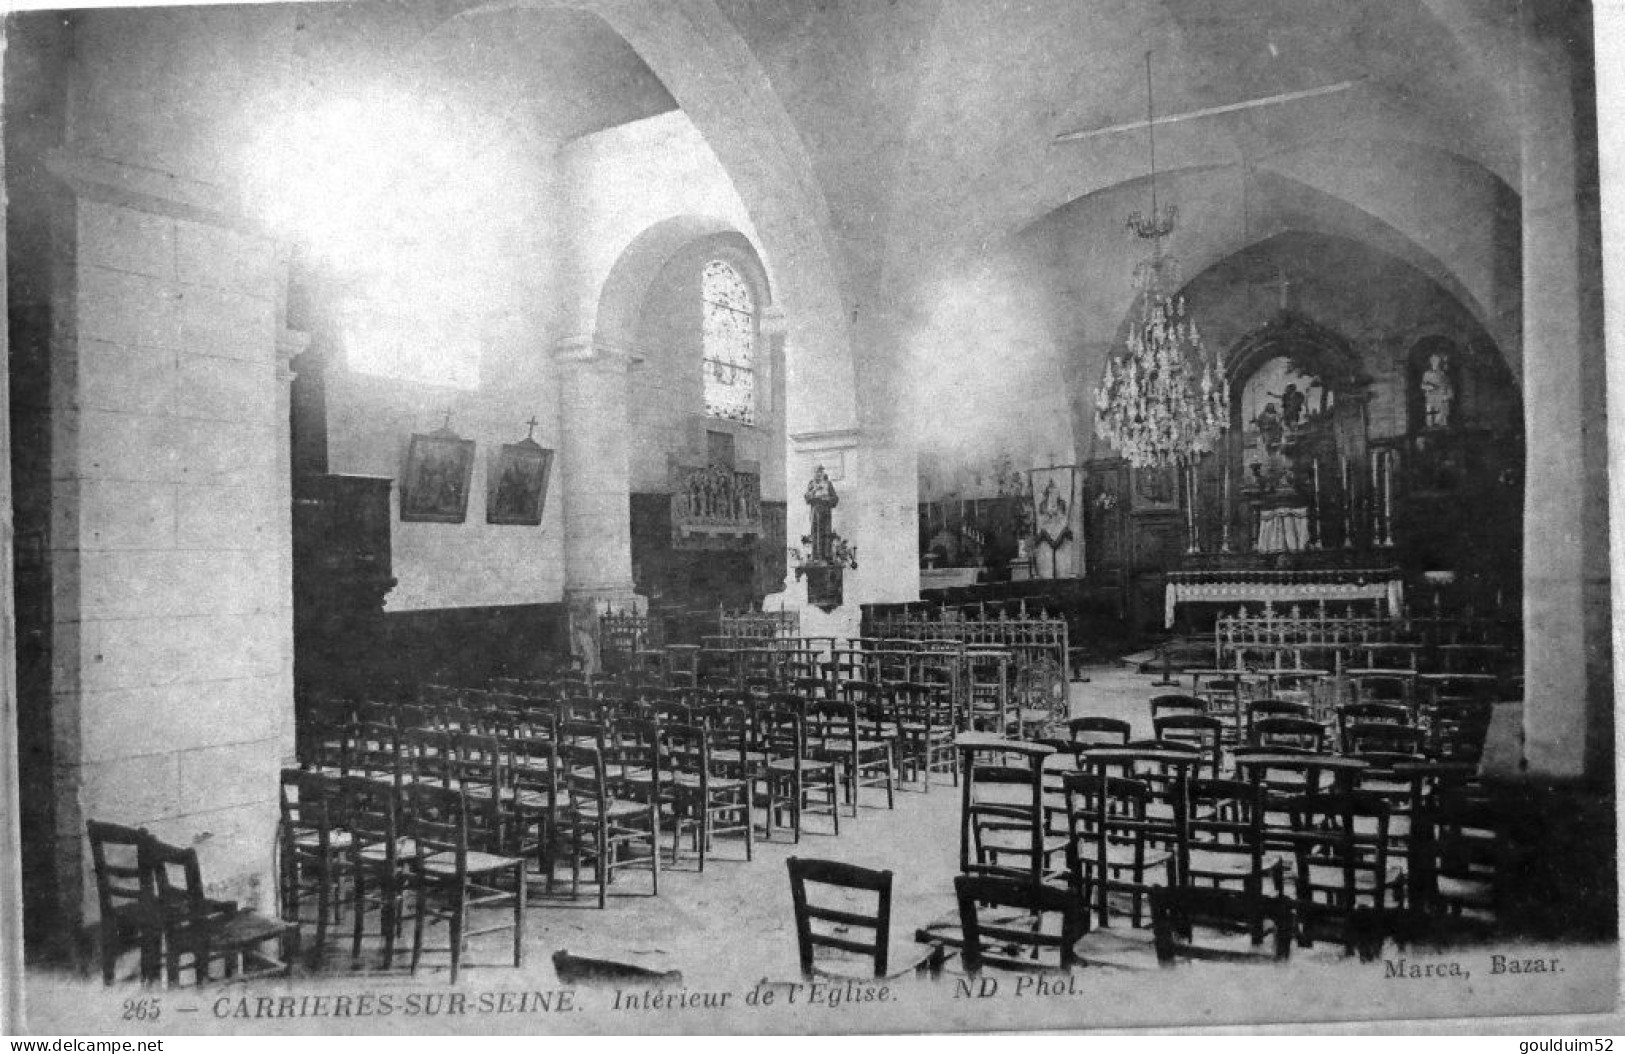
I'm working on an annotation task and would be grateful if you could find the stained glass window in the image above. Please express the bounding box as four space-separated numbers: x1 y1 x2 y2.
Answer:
702 259 756 424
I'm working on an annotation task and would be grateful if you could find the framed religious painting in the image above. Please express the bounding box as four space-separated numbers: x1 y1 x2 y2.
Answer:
486 437 554 526
1129 463 1180 512
399 427 476 523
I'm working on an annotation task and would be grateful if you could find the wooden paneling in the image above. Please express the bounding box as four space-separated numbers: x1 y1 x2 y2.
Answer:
381 603 569 687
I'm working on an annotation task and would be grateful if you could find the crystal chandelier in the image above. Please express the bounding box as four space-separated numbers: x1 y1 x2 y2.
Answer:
1093 53 1229 469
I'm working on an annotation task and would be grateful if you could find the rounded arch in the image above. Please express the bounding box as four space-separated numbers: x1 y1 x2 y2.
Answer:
411 0 857 432
594 214 772 353
1224 311 1367 394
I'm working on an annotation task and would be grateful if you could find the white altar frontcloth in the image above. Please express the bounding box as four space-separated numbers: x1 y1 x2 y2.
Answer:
1256 507 1309 553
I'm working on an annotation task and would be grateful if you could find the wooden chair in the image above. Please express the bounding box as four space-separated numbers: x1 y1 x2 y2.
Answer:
786 857 941 980
558 739 662 907
965 650 1015 736
664 645 702 689
665 722 754 869
1403 771 1498 933
1350 674 1414 709
953 874 1088 974
351 720 406 791
1249 716 1329 753
1181 778 1285 932
892 680 958 789
1150 886 1293 965
1151 714 1225 779
1343 723 1425 757
87 820 161 985
452 732 514 843
760 705 842 842
1149 694 1207 722
343 775 412 970
1336 702 1411 750
1244 698 1311 742
957 736 1065 884
146 836 298 986
1068 716 1130 749
811 697 896 815
704 702 767 785
1192 673 1251 742
278 769 350 958
403 783 526 983
1283 792 1406 955
507 727 561 892
1423 698 1495 763
605 718 673 823
1062 771 1175 928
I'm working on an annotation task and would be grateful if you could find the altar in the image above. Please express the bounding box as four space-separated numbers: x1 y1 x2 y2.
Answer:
1164 568 1403 627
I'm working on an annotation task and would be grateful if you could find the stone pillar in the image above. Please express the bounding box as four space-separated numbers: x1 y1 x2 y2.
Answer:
552 337 642 670
273 323 307 763
39 149 292 935
756 306 792 603
0 75 26 1026
853 430 921 605
1517 25 1611 780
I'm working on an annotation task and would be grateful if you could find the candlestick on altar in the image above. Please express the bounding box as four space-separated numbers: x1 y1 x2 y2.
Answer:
1382 451 1395 547
1341 456 1353 548
1221 463 1232 552
1370 454 1380 544
1310 459 1322 549
1184 463 1199 554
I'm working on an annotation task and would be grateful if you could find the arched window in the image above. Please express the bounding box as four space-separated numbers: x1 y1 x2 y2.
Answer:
702 259 756 424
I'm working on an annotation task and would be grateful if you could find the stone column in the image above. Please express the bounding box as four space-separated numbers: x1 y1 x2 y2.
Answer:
41 149 292 933
1517 24 1611 780
758 304 789 503
552 337 642 671
853 430 921 605
274 323 307 763
0 76 26 1026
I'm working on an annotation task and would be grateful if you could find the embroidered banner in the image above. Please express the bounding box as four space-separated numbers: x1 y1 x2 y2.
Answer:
1028 465 1084 578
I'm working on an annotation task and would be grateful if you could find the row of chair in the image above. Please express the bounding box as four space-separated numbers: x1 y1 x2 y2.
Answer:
950 736 1494 955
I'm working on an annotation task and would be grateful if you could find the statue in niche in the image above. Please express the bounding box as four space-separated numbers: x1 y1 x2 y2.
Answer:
1422 353 1455 428
805 464 839 561
1271 382 1306 431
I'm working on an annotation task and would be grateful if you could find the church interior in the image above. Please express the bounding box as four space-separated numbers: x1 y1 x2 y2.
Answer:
0 0 1615 1028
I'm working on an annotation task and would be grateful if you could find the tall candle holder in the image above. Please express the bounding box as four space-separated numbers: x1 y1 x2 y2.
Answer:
1370 453 1380 547
1379 449 1396 547
1341 456 1353 549
1184 462 1200 554
1308 459 1322 550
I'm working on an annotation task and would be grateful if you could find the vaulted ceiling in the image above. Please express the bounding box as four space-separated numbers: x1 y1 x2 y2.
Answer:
370 0 1555 436
15 0 1566 441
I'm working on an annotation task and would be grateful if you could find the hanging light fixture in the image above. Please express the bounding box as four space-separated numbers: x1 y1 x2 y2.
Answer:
1093 52 1230 470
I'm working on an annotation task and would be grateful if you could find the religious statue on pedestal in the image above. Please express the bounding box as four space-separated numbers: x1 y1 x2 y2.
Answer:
805 463 838 562
793 464 853 612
